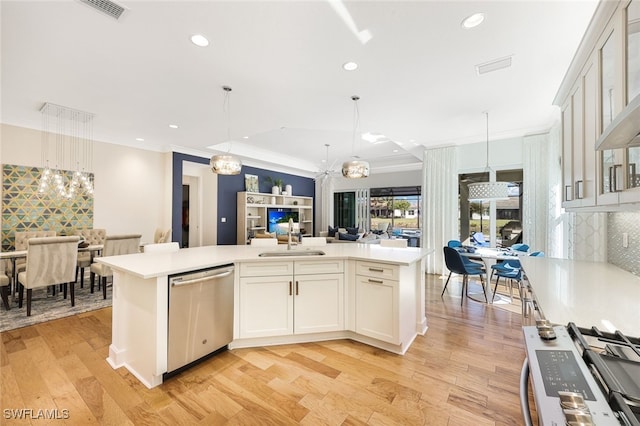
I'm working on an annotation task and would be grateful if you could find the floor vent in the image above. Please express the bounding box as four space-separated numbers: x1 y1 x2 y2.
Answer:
79 0 125 20
476 55 513 75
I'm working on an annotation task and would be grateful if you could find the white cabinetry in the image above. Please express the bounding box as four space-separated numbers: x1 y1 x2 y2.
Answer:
237 192 313 244
355 261 400 344
238 260 344 339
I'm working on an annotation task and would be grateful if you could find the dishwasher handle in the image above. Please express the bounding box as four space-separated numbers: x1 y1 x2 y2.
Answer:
171 270 234 287
520 357 534 426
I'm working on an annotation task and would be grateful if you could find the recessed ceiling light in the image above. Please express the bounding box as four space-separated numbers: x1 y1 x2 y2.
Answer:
392 149 399 153
461 12 485 29
135 138 144 142
343 61 358 71
243 136 249 139
169 124 179 129
190 34 209 47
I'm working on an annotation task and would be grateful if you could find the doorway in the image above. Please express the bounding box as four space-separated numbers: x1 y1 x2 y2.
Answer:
182 175 201 248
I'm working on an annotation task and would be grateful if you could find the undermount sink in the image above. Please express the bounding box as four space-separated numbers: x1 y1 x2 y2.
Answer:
259 250 326 257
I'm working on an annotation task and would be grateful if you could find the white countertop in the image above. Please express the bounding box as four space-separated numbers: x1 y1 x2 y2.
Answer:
97 244 433 279
520 257 640 336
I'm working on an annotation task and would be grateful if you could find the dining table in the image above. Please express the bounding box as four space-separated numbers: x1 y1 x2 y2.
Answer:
460 246 526 304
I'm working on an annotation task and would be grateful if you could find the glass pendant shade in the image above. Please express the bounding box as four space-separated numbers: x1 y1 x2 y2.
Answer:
341 160 370 178
468 181 509 201
210 154 242 175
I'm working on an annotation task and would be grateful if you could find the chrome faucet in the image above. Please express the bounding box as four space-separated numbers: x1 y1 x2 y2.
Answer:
288 218 294 250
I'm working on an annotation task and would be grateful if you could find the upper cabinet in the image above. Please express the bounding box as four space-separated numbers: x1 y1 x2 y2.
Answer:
558 0 640 210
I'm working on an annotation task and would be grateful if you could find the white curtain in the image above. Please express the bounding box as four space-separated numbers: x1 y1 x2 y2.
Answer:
423 146 458 275
522 130 564 258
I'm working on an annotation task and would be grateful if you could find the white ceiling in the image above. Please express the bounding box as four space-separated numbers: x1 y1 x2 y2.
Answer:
1 0 598 177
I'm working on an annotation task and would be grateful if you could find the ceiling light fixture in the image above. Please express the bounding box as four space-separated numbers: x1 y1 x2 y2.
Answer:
169 124 179 129
461 12 485 29
210 86 242 175
342 95 370 179
343 61 358 71
190 34 209 47
468 112 509 201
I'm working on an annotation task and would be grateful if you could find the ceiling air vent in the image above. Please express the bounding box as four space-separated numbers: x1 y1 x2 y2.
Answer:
78 0 125 20
475 55 513 75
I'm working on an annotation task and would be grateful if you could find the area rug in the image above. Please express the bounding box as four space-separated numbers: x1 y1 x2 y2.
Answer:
0 281 111 332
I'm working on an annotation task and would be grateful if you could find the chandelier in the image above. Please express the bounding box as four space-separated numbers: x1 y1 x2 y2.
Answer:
342 95 370 179
210 86 243 175
38 103 95 199
468 112 509 201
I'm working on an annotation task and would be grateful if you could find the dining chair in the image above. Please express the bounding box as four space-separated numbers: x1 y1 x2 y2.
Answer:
143 242 180 253
11 230 56 284
73 228 106 288
17 236 80 316
300 237 327 246
511 243 529 253
250 238 278 246
153 228 172 243
1 272 10 310
492 251 544 301
442 246 487 305
447 239 485 269
90 234 142 299
380 239 408 248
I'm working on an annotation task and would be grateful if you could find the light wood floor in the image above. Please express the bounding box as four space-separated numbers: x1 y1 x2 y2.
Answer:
1 274 531 425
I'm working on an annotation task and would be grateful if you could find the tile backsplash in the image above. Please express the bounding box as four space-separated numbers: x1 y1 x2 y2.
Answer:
607 211 640 276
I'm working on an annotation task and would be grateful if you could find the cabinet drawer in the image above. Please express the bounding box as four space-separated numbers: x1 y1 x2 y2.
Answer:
294 259 344 275
239 261 293 277
356 261 399 281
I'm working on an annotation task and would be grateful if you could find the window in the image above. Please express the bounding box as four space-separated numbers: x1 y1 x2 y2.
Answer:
369 186 421 234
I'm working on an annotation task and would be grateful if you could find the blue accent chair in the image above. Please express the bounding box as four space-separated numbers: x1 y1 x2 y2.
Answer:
442 246 487 305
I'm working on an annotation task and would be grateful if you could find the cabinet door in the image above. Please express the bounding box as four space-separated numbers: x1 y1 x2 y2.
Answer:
355 275 399 344
562 99 574 204
572 84 584 200
239 276 293 338
582 61 597 206
294 273 344 334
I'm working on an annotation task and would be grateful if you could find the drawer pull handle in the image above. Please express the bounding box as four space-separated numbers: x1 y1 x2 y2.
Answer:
296 281 299 295
368 279 384 284
289 281 292 296
368 267 384 273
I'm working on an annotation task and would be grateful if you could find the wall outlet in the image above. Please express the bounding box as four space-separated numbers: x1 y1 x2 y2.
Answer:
622 232 629 248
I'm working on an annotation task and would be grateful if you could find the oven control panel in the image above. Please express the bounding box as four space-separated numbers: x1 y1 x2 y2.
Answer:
522 326 620 426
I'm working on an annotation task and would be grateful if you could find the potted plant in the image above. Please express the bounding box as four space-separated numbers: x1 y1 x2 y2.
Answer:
265 177 283 195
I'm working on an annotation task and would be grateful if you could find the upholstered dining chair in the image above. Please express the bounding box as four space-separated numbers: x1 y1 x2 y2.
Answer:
300 237 327 246
379 239 408 248
73 228 106 288
143 242 180 253
442 246 487 305
1 272 10 310
11 230 56 283
90 234 141 299
153 228 172 244
250 238 278 246
17 236 80 316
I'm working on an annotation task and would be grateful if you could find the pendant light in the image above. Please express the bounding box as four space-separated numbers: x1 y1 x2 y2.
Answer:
210 86 242 175
468 112 509 200
342 95 370 178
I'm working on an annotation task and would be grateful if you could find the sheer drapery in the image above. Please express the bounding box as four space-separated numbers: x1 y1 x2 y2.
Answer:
522 130 564 258
423 146 458 275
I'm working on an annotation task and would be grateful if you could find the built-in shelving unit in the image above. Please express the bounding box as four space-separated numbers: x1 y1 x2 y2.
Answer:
237 192 313 244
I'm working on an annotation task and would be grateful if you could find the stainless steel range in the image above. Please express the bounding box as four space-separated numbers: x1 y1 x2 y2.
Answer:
521 320 640 426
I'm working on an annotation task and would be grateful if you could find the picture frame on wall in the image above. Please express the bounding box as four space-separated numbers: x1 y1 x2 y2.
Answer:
245 174 259 192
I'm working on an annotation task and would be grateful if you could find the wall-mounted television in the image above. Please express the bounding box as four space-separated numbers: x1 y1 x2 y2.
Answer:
267 208 299 234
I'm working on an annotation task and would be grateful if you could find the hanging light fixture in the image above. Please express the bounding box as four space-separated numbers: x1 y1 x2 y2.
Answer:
211 86 243 175
38 103 94 199
342 95 370 178
468 112 509 201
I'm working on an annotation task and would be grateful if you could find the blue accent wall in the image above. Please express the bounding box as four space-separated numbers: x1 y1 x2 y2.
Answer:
172 153 315 246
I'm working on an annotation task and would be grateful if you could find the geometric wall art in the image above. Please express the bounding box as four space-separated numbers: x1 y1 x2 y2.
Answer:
1 164 93 251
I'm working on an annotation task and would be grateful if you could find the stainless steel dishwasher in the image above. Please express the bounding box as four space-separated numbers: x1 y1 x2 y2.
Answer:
166 264 234 377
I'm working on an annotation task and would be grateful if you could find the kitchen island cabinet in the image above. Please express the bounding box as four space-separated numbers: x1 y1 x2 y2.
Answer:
96 244 431 388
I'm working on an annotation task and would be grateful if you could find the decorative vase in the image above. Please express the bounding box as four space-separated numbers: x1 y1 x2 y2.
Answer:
271 186 279 195
285 184 292 195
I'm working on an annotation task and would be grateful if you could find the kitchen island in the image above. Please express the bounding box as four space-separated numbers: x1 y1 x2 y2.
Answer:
96 244 432 388
519 256 640 335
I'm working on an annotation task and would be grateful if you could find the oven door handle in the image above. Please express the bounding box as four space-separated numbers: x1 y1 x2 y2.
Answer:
520 357 534 426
